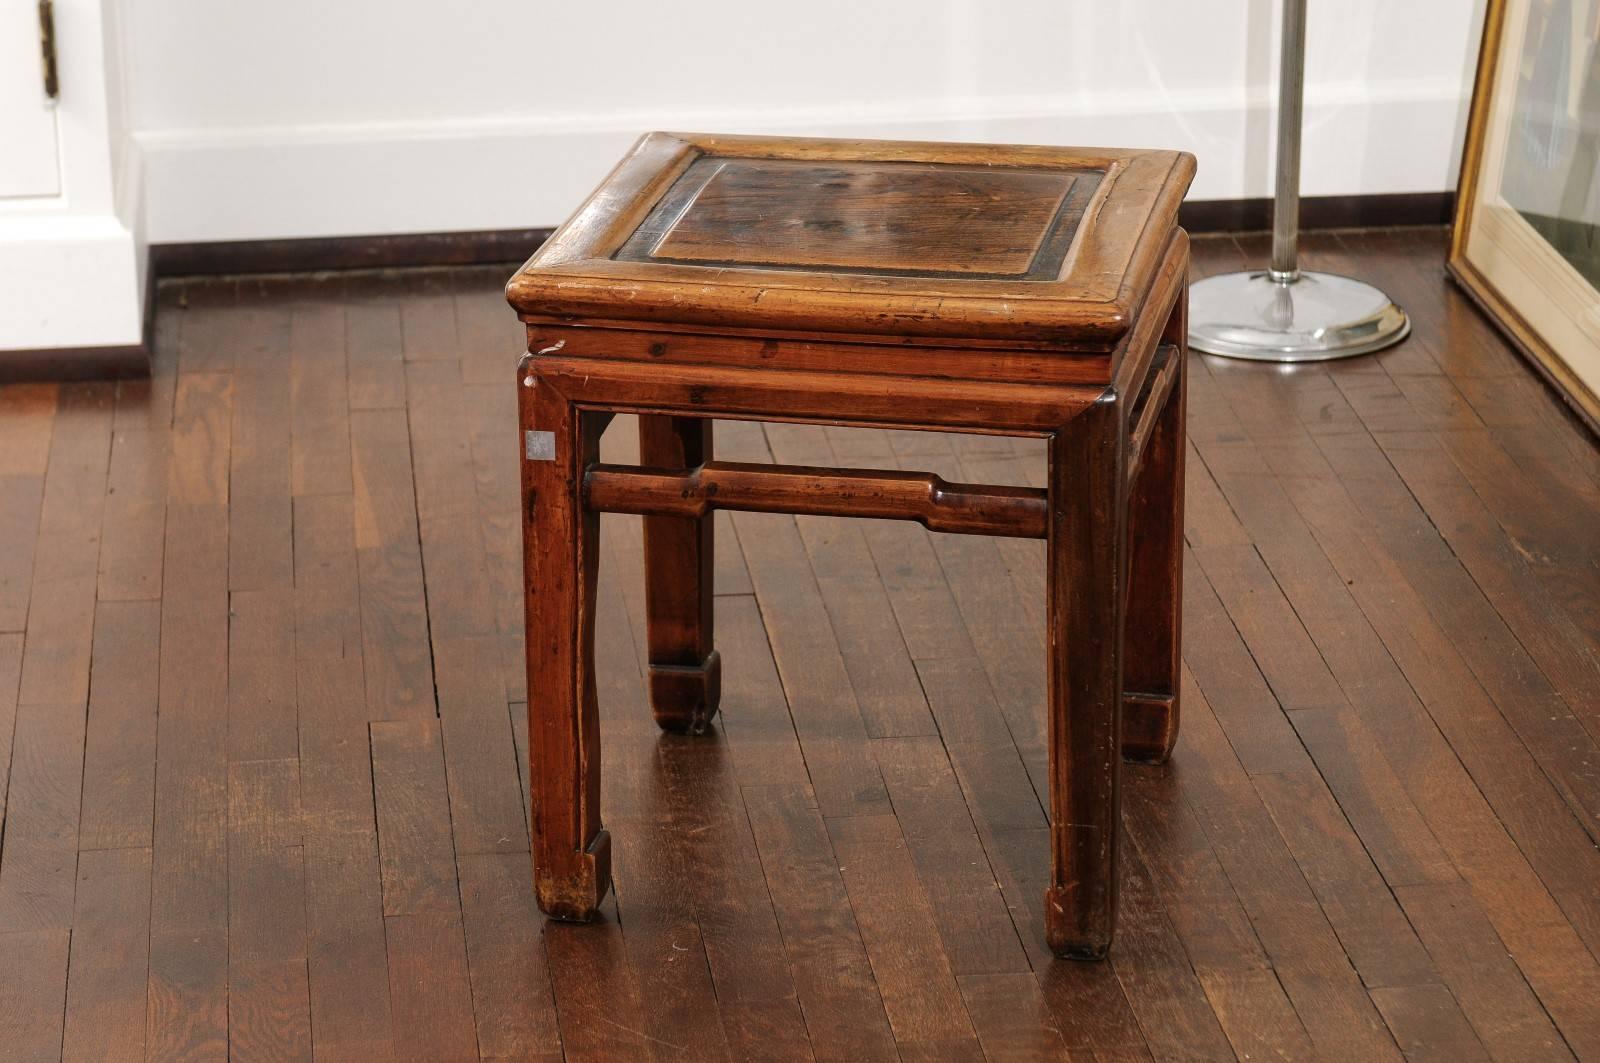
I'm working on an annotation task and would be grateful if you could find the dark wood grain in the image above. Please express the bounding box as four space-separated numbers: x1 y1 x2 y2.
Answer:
512 132 1194 349
62 847 151 1061
588 458 1049 538
513 133 1190 960
6 226 1599 1060
638 414 720 733
521 375 610 921
624 156 1091 279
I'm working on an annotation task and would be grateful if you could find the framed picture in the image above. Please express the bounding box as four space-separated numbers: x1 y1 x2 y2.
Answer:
1450 0 1600 431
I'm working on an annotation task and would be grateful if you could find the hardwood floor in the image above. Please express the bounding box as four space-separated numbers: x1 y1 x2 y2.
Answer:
0 228 1597 1061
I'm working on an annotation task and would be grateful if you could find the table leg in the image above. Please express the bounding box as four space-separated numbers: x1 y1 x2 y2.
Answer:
522 373 609 920
1045 394 1127 959
1123 295 1187 764
639 414 721 734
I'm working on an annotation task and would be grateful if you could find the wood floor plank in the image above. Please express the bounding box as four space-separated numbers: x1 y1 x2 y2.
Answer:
62 847 152 1062
143 364 234 1062
599 513 829 1059
1171 666 1403 1061
1300 432 1600 947
455 265 526 388
432 635 528 856
1280 464 1600 1056
703 593 811 788
457 852 563 1062
1381 430 1600 742
1370 983 1494 1063
913 441 1051 800
371 718 463 916
150 383 232 934
1396 881 1573 1062
227 282 294 592
292 493 364 662
0 382 58 476
115 282 182 435
228 758 307 966
78 600 160 850
228 756 312 1058
289 282 354 497
297 659 397 1057
716 418 892 820
405 346 528 860
722 508 891 817
1339 423 1600 836
1123 766 1317 1062
0 635 20 832
0 382 57 631
228 587 298 763
145 928 228 1062
1251 767 1443 989
0 700 87 931
5 235 1595 1063
742 783 900 1063
543 908 656 1063
461 379 530 703
289 475 387 1055
385 911 480 1062
762 421 937 739
0 473 46 634
592 558 737 1063
398 270 460 363
97 420 168 602
350 407 437 720
345 273 408 412
18 383 114 708
1110 842 1236 1061
0 928 71 1062
1189 359 1600 1054
956 972 1072 1062
175 279 242 376
404 358 499 640
229 959 314 1062
870 736 1030 977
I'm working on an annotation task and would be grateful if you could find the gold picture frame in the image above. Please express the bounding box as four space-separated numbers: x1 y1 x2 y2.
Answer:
1449 0 1600 433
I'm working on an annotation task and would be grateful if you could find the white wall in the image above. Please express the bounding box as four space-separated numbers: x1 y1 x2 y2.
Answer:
126 0 1484 244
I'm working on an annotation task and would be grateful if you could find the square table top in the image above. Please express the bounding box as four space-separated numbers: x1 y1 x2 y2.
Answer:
507 132 1194 351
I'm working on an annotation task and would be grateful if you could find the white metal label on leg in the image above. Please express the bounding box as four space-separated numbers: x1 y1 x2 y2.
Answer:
525 430 556 461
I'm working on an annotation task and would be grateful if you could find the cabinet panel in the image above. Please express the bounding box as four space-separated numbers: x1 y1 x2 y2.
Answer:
0 0 61 198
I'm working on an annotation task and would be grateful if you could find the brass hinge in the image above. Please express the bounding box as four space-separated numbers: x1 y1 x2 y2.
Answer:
38 0 59 100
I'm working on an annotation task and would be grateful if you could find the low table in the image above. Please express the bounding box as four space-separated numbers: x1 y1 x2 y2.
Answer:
506 132 1194 958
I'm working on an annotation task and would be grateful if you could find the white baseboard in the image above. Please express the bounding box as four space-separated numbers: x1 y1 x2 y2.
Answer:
137 81 1471 245
1 138 146 354
0 213 144 351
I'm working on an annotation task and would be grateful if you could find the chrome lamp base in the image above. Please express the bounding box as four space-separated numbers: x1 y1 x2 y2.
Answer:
1188 269 1410 363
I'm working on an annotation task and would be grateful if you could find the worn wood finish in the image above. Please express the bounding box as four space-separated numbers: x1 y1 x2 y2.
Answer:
1122 301 1189 763
638 415 720 734
4 228 1600 1057
509 131 1195 349
1042 394 1129 957
512 133 1193 957
520 376 610 921
618 156 1097 279
586 459 1050 539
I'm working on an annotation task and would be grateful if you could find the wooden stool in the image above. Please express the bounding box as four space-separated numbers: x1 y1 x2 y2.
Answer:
507 132 1194 958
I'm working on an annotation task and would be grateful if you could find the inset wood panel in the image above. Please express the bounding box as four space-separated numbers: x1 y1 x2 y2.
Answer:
623 157 1095 280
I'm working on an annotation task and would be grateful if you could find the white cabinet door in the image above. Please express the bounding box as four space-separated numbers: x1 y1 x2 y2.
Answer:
0 0 61 198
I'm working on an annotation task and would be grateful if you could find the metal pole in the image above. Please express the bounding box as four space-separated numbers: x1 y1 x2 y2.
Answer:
1270 0 1306 281
1185 0 1411 361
